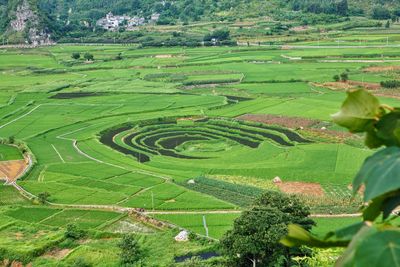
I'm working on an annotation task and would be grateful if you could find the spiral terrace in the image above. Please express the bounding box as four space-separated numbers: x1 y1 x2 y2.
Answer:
100 117 311 163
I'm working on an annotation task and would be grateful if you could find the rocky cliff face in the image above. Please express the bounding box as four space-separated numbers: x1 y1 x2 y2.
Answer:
8 0 53 45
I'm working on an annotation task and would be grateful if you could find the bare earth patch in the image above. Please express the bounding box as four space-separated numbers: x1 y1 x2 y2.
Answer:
277 182 324 197
290 25 309 32
43 248 71 259
0 159 28 183
237 114 319 129
314 81 381 91
363 65 400 73
154 54 173 58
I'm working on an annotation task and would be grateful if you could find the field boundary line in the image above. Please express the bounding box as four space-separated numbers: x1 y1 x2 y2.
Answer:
145 210 242 215
56 124 173 181
38 209 65 224
52 144 65 163
0 104 42 129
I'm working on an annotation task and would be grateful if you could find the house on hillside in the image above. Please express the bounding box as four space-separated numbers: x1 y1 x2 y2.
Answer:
96 12 148 31
96 12 130 31
150 13 161 22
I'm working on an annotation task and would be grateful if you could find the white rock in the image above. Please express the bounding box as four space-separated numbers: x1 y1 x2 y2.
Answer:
175 230 189 242
321 127 327 130
187 179 196 184
273 176 282 184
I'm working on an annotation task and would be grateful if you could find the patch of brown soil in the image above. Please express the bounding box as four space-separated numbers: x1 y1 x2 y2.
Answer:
314 81 381 91
237 114 319 129
374 93 400 100
348 80 381 90
43 248 71 259
306 128 353 139
290 26 309 32
363 66 400 73
0 159 28 183
15 232 24 240
277 182 324 197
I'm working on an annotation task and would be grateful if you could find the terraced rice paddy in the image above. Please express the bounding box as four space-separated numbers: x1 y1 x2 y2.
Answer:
1 43 398 242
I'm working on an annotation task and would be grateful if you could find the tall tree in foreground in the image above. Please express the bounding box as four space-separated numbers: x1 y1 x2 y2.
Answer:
221 192 314 267
282 89 400 267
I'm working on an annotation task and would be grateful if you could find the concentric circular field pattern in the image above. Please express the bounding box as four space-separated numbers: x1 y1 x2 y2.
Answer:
100 118 312 163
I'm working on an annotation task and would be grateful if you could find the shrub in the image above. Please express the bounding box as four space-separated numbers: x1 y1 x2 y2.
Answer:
71 52 80 60
380 80 400 88
37 192 50 204
340 72 349 82
65 224 87 240
333 74 340 82
71 257 92 267
84 53 94 61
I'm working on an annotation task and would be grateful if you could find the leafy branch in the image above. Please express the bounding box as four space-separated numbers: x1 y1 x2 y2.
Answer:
281 89 400 267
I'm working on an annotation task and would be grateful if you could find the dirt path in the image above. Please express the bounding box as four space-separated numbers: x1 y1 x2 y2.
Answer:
145 210 242 215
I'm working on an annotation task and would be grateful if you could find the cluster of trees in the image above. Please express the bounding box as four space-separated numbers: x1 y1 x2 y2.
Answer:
287 0 349 16
221 192 314 267
286 0 400 20
71 52 94 61
333 72 349 82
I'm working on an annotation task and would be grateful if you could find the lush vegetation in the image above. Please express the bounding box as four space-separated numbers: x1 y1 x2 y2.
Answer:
2 0 400 44
1 16 400 264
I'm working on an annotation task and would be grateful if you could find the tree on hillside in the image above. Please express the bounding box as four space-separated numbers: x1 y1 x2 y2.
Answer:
71 52 81 60
385 20 390 28
336 0 348 16
220 192 314 267
372 6 391 20
119 234 143 266
204 29 230 42
84 52 94 61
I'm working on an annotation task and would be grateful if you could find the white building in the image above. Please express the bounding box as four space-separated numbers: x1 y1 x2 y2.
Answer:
150 13 161 22
96 12 149 31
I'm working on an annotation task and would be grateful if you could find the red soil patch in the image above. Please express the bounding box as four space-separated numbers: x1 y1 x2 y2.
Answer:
237 114 319 129
363 66 400 73
0 159 28 183
277 182 324 197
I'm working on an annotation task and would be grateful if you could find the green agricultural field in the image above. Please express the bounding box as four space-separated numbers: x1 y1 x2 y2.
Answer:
1 41 397 264
0 144 23 161
1 44 394 209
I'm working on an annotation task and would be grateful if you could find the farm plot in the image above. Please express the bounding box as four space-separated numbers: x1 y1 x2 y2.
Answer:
101 117 310 163
4 206 123 230
153 213 240 239
0 144 23 161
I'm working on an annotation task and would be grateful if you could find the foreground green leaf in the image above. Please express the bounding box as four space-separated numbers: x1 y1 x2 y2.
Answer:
351 230 400 267
280 224 349 248
353 146 400 201
332 89 382 133
376 109 400 147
